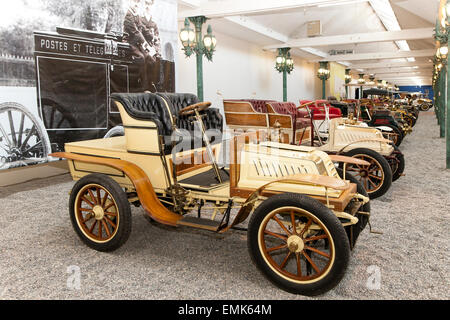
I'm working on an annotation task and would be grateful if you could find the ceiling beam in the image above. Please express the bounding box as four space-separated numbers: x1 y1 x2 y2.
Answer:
224 16 289 43
262 28 433 50
178 0 368 19
382 77 431 82
367 68 432 75
350 61 433 69
310 49 435 62
371 72 430 78
220 16 328 58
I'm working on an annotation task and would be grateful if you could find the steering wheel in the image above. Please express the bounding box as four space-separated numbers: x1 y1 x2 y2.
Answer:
178 102 212 117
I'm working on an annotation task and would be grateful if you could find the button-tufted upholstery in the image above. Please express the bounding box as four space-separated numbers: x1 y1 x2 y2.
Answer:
245 99 276 113
111 93 172 137
158 92 223 133
267 102 297 117
111 92 223 154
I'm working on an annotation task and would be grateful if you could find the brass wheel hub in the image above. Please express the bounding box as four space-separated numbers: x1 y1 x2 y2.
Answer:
93 205 105 220
287 235 304 253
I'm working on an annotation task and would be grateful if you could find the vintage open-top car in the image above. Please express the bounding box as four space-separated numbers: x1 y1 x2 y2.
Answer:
52 92 371 296
223 98 404 199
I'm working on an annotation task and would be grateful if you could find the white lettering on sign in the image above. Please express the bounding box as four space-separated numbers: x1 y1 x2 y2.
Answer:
40 39 68 52
85 44 104 56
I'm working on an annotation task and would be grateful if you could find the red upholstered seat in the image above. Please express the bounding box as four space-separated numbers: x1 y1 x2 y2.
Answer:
267 101 297 118
299 99 342 120
315 101 342 118
222 99 276 113
296 109 311 128
245 99 276 113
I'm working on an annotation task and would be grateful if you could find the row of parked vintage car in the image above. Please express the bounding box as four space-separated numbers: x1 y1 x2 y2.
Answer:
53 90 426 296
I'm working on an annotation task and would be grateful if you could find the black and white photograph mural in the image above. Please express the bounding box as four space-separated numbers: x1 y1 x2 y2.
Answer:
0 0 177 171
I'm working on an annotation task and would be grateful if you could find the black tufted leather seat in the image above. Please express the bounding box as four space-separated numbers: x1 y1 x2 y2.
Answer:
111 92 223 154
157 92 223 132
111 92 172 137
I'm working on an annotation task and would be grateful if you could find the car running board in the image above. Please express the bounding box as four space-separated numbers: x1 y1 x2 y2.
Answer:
176 216 222 232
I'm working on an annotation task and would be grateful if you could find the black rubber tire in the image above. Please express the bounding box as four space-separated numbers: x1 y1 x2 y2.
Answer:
248 193 350 296
336 168 370 249
410 115 418 127
69 173 132 252
420 104 430 112
390 146 405 182
384 124 403 147
342 148 392 200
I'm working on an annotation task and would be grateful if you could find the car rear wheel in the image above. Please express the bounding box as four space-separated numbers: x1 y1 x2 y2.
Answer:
248 193 350 296
420 104 431 111
384 125 403 147
69 173 132 252
341 148 392 199
388 146 405 182
336 168 370 249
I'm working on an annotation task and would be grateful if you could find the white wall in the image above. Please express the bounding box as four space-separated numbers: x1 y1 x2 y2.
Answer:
175 24 320 117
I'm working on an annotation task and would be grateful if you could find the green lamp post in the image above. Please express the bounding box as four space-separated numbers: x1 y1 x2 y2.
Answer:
317 61 330 99
179 16 217 102
345 69 352 98
434 11 448 142
275 48 294 102
357 74 365 98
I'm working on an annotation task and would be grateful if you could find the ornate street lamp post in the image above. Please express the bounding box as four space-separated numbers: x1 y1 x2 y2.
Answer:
357 74 365 98
434 6 448 141
345 69 352 98
317 61 330 99
432 0 449 173
275 48 294 102
179 16 216 101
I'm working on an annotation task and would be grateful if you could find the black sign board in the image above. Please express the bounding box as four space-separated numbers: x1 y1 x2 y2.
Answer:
34 32 132 62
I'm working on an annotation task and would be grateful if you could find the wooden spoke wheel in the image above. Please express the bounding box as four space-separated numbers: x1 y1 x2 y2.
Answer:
69 174 131 252
75 184 120 243
259 208 334 282
342 148 392 200
248 193 350 296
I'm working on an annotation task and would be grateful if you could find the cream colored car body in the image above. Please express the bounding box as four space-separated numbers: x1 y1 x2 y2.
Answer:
57 97 369 233
317 118 394 156
64 137 348 203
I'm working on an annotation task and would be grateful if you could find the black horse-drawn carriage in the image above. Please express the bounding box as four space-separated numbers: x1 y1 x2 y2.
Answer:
0 27 175 169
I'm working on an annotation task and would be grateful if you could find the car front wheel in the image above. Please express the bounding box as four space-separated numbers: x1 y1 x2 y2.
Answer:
247 193 350 296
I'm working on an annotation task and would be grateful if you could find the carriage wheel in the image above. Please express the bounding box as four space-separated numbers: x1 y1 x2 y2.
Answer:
40 98 77 129
248 193 350 296
69 174 132 252
342 148 392 199
0 102 51 170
